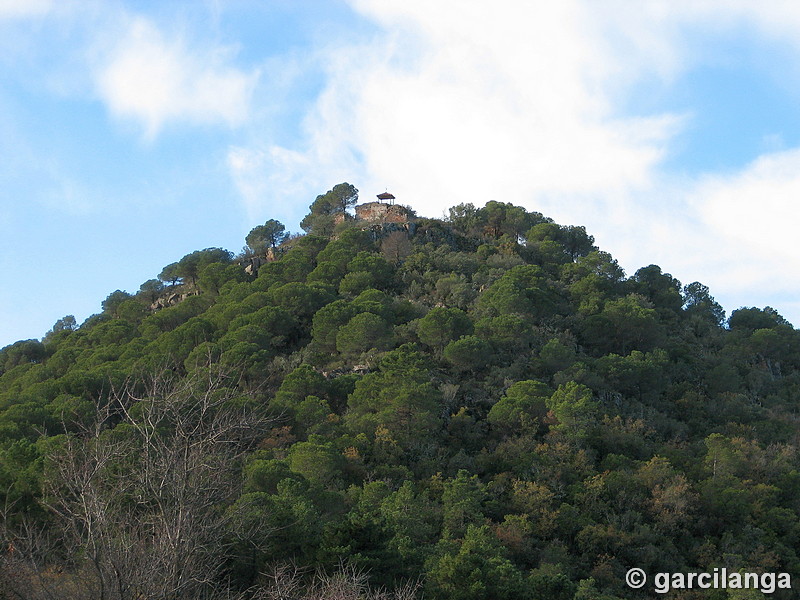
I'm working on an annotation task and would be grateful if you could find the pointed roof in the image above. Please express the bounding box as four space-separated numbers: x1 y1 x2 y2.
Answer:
376 191 395 201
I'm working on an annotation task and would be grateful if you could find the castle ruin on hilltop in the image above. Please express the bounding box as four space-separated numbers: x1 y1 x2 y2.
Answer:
329 191 414 226
354 192 413 224
349 191 416 240
243 191 414 276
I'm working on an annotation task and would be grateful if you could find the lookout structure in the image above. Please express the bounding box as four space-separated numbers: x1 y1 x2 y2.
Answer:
376 191 396 205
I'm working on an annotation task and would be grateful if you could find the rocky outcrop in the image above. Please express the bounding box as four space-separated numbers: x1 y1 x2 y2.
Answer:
355 202 412 224
359 220 416 241
241 247 279 276
149 289 200 311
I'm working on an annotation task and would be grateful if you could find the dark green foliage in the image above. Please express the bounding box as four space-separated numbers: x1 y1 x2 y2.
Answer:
198 262 248 295
0 339 47 374
488 380 551 434
416 307 473 354
729 306 790 331
4 192 800 600
560 225 596 260
447 202 481 234
176 247 234 286
246 218 288 253
582 294 662 355
267 281 335 322
683 281 725 326
137 279 164 303
43 315 78 346
443 335 491 371
475 313 531 356
346 345 442 446
273 364 329 416
301 182 359 235
312 300 360 352
632 264 684 319
339 271 376 296
339 252 394 295
142 294 214 334
426 524 527 600
101 289 132 316
479 264 561 321
546 381 599 442
336 312 395 359
158 261 181 285
479 200 545 239
289 439 347 486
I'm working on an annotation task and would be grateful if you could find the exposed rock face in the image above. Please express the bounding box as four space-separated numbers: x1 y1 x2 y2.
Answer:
355 202 411 224
149 289 200 311
243 256 266 276
359 220 416 241
241 248 278 275
321 364 371 378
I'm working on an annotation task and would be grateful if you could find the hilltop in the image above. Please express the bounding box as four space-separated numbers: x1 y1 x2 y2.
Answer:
1 183 799 600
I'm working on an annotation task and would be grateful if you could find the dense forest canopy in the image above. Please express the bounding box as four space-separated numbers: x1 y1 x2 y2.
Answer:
1 184 799 599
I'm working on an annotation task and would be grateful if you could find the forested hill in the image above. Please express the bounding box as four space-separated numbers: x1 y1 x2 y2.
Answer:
2 183 800 600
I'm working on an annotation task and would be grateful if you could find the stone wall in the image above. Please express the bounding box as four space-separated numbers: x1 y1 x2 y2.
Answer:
355 202 411 224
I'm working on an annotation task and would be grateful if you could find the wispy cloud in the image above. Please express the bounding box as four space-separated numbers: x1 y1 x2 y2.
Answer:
228 145 311 224
93 16 258 139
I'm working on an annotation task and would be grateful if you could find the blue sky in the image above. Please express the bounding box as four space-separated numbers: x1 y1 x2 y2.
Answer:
3 0 800 346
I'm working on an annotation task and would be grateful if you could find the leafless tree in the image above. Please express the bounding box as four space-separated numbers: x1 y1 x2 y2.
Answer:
241 563 421 600
381 231 412 264
6 364 271 600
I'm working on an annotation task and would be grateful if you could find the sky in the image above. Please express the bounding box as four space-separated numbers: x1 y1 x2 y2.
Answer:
3 0 800 346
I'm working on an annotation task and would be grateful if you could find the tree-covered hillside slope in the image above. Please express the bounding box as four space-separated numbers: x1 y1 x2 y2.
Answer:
2 184 799 599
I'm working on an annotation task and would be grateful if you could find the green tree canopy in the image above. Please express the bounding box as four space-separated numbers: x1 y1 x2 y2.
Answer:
346 345 442 446
101 289 133 317
245 219 288 254
488 380 551 435
416 307 473 354
138 279 164 304
174 248 234 286
729 306 791 331
546 381 600 442
336 312 395 359
300 182 359 235
683 281 725 326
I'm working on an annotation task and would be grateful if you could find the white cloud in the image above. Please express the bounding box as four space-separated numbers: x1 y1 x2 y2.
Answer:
593 147 800 322
690 149 800 288
94 17 257 138
0 0 51 19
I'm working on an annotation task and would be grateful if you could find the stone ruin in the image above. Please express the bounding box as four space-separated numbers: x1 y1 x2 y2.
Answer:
150 195 416 312
354 201 412 224
351 196 416 242
176 194 414 289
